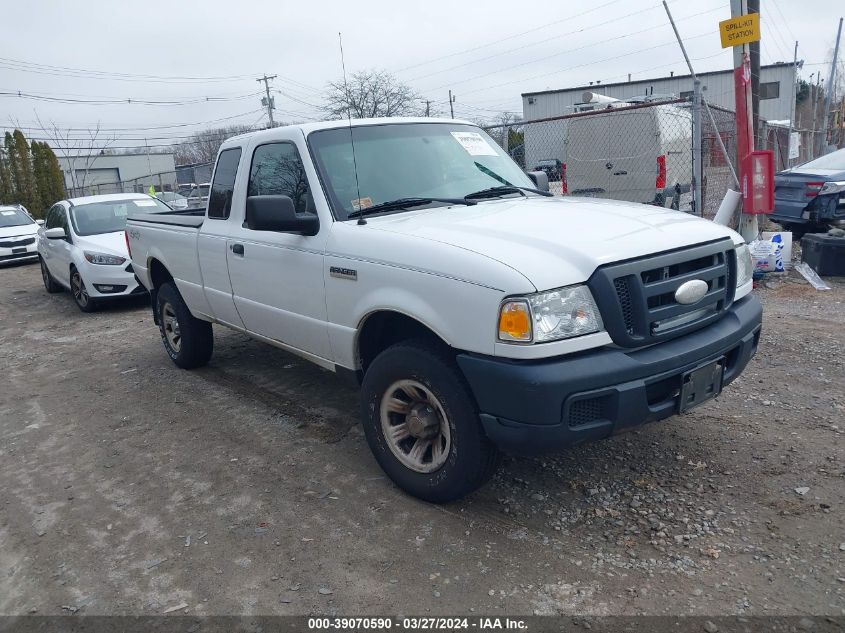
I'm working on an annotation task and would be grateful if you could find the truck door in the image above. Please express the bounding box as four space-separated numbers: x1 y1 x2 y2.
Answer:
197 147 246 329
225 139 332 361
565 115 611 198
606 109 659 204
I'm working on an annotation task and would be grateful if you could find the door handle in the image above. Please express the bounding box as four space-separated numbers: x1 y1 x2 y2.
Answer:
231 243 244 256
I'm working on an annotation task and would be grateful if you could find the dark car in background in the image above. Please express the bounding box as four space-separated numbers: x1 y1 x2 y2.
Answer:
772 147 845 236
533 158 563 182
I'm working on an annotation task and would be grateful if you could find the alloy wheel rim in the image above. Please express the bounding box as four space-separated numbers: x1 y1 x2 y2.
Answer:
71 272 88 306
380 379 451 473
161 302 181 352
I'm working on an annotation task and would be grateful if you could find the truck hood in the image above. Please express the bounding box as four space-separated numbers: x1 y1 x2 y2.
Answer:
75 231 129 258
367 196 741 291
0 223 38 239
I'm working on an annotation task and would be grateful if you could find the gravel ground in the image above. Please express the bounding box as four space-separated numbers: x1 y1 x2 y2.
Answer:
0 260 843 617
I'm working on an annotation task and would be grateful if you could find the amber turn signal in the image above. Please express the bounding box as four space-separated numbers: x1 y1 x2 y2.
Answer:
498 301 532 342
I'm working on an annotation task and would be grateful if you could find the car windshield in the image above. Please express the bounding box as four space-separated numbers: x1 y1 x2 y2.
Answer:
70 198 171 236
308 122 535 220
798 147 845 171
0 207 34 228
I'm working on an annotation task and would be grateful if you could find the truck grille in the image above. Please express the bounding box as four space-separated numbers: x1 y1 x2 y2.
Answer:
588 239 736 348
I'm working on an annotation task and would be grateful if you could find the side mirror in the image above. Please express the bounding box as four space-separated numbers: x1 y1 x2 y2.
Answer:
44 227 66 239
36 219 45 225
525 170 550 192
245 195 319 236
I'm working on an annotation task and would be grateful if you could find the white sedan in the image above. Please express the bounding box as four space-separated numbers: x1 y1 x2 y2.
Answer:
37 193 171 312
0 204 42 265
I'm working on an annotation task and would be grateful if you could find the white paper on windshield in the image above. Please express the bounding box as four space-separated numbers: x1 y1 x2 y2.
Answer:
1 210 16 216
133 199 157 207
450 131 498 156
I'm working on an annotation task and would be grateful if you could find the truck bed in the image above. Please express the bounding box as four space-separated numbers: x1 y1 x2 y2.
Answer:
127 209 204 228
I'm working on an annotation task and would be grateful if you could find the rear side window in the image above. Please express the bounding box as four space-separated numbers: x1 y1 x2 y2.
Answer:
248 142 311 213
208 148 242 219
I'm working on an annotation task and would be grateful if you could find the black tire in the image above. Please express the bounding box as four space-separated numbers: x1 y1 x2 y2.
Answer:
70 266 98 313
360 340 500 503
40 257 62 294
156 281 213 369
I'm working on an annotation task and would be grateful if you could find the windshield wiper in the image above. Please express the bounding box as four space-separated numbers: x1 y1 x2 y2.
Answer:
464 185 553 201
347 196 475 219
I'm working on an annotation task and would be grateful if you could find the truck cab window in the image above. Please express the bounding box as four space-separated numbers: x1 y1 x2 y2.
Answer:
208 148 242 219
247 142 312 213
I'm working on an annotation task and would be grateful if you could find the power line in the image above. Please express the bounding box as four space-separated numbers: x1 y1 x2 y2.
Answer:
7 109 266 132
0 90 264 106
456 32 717 97
0 56 257 84
393 0 626 73
407 4 726 84
425 27 716 95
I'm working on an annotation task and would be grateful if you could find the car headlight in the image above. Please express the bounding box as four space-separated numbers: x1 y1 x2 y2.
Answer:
84 251 126 265
818 181 845 196
498 284 603 343
735 244 752 289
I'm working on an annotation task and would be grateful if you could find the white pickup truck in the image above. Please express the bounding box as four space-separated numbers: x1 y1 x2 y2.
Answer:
127 117 762 502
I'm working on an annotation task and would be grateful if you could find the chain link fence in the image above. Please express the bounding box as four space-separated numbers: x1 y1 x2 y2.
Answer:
484 98 743 220
64 162 215 199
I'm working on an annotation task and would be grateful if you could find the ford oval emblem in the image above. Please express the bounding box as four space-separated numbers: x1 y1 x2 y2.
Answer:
674 279 708 305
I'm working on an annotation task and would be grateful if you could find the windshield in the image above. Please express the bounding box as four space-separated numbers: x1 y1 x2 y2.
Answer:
70 198 171 236
0 207 34 228
798 147 845 171
308 122 535 220
157 192 185 202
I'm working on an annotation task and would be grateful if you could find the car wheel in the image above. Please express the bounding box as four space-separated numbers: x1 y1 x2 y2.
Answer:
70 267 98 312
156 281 213 369
40 257 62 294
360 340 501 503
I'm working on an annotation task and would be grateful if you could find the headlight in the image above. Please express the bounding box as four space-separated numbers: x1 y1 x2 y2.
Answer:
735 244 752 288
498 285 603 344
818 181 845 196
84 251 126 265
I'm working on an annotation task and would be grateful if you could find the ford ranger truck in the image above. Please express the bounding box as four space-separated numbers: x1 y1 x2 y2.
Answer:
126 118 762 503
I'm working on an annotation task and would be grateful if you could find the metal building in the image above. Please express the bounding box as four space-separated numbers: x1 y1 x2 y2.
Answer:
57 152 177 197
522 62 799 122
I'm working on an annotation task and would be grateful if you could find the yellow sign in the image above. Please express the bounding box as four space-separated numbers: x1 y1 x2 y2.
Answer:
719 13 760 48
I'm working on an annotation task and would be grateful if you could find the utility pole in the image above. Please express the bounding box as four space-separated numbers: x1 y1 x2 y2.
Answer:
425 100 431 117
788 41 798 167
256 74 277 128
448 90 455 119
730 0 757 241
820 17 843 156
748 0 760 148
810 73 820 160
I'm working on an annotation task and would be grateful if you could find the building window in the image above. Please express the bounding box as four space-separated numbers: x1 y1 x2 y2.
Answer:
760 81 780 100
679 90 693 100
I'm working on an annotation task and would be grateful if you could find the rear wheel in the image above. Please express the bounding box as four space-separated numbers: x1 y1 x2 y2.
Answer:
156 282 213 369
360 340 500 502
40 257 62 294
70 267 98 312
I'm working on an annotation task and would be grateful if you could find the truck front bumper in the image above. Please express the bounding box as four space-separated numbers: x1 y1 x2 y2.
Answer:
456 295 762 455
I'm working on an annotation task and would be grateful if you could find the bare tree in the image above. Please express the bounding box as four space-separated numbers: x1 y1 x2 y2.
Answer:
174 124 257 165
35 114 117 196
323 69 427 120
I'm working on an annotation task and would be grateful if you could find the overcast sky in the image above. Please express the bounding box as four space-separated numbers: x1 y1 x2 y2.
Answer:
1 0 840 151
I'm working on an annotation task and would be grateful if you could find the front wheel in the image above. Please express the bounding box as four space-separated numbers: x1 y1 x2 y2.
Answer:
70 267 98 312
360 340 500 503
156 282 213 369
